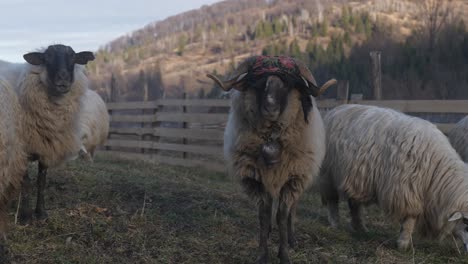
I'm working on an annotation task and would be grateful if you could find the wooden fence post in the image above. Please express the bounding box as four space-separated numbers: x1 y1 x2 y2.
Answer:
182 92 188 159
141 82 149 154
106 76 117 151
336 80 349 104
370 51 382 100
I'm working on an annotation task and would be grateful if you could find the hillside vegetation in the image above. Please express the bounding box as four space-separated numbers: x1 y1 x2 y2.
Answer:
88 0 468 101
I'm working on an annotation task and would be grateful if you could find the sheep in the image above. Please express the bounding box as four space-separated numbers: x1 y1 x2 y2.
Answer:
208 55 336 264
320 104 468 252
0 77 28 260
447 116 468 162
77 89 110 161
0 44 95 224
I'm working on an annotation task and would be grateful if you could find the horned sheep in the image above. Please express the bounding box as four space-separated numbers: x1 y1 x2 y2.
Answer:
0 44 95 223
208 55 336 264
77 89 110 161
320 104 468 251
447 116 468 162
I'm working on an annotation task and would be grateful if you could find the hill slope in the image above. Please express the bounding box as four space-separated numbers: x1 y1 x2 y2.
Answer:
88 0 468 100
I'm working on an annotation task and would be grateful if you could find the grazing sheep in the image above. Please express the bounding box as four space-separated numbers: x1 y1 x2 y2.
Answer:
320 104 468 251
0 44 95 223
78 89 110 161
0 78 27 260
208 56 336 264
448 116 468 162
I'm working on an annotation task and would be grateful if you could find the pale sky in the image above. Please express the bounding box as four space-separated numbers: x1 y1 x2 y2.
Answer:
0 0 220 62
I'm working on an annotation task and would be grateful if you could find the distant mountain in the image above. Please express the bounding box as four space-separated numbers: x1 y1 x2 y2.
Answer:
88 0 468 101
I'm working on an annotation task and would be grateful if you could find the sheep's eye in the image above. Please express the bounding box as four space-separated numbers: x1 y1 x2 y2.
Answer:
464 227 468 232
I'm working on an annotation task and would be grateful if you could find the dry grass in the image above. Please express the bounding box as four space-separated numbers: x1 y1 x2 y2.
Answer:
6 154 468 263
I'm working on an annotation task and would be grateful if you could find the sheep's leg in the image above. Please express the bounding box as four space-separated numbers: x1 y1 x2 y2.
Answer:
34 162 48 221
257 195 272 264
287 200 298 249
397 216 416 251
348 198 367 232
278 177 305 264
277 198 293 264
0 199 9 262
321 174 340 228
19 171 33 225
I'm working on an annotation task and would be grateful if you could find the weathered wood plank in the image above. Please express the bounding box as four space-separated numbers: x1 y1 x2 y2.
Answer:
108 127 224 140
107 99 230 110
104 139 223 156
99 150 226 172
110 113 229 123
435 123 454 134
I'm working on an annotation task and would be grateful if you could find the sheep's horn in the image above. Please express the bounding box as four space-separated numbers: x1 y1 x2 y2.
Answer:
295 58 337 97
206 73 247 91
316 78 338 96
294 59 321 97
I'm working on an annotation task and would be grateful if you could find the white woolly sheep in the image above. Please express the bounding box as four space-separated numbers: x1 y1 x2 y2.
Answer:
77 89 110 161
208 55 336 264
0 77 28 260
0 44 95 223
320 104 468 252
448 116 468 162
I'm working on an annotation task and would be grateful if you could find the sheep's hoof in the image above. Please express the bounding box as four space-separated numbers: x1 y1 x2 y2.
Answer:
278 250 291 264
34 210 48 221
288 236 297 249
351 222 368 233
256 253 270 264
397 239 410 251
19 209 33 225
0 244 9 264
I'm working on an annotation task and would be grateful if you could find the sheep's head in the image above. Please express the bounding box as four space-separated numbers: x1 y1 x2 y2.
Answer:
23 44 95 96
449 211 468 252
207 55 336 122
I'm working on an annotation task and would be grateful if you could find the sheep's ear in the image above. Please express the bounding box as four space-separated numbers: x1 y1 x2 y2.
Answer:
75 51 95 65
449 212 463 222
23 52 44 65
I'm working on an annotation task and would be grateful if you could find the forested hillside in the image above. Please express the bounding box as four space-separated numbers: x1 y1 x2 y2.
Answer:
88 0 468 101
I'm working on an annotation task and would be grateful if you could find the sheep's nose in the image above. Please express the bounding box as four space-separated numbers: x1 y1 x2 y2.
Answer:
58 70 69 80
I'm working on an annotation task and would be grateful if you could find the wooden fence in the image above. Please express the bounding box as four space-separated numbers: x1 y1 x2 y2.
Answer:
100 97 468 172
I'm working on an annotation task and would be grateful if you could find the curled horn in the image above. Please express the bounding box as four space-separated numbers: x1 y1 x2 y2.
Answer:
294 59 337 97
206 57 256 91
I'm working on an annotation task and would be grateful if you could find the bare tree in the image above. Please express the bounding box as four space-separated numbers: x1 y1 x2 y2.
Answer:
420 0 452 52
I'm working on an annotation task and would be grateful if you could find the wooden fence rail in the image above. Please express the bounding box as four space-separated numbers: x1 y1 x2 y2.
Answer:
100 98 468 172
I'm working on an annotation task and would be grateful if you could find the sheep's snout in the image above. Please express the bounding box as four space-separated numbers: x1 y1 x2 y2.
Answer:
261 141 281 168
261 75 288 121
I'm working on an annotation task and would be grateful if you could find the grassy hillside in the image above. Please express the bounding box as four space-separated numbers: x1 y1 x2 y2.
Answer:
7 155 468 263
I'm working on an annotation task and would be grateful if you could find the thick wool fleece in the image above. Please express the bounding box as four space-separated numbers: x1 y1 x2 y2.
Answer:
320 104 468 238
0 78 27 231
15 65 87 167
224 88 325 204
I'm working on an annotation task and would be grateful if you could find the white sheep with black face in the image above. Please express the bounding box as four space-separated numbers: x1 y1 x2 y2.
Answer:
0 77 27 261
320 104 468 252
208 55 336 264
0 44 95 224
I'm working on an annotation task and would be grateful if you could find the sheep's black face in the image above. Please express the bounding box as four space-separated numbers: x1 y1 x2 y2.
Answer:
258 75 289 121
23 44 95 96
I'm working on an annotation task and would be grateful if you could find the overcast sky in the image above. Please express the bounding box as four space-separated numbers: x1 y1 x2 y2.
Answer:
0 0 220 62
